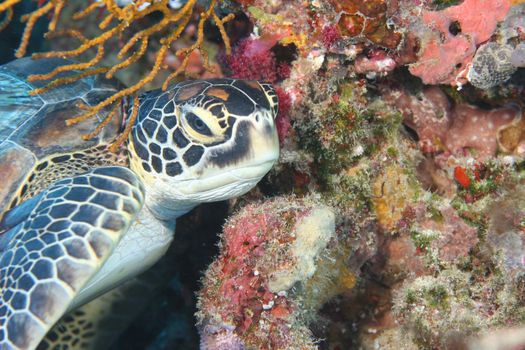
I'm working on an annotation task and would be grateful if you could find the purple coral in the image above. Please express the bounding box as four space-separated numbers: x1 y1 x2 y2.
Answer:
384 86 521 159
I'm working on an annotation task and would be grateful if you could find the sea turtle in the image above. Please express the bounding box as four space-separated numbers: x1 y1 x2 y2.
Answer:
0 57 280 350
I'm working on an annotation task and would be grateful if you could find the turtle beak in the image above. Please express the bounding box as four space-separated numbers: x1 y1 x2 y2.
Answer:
230 109 279 179
202 106 279 172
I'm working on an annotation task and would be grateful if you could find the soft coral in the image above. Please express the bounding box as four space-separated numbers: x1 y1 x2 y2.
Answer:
224 37 291 83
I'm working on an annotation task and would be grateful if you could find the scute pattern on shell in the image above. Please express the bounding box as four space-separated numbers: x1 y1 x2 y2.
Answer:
0 57 124 217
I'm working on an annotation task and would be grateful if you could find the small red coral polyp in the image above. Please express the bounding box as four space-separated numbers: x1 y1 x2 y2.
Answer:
454 166 471 188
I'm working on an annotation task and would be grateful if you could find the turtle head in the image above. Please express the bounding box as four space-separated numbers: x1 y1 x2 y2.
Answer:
128 79 280 219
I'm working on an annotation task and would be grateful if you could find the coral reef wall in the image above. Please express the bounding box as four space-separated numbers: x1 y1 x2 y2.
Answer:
194 0 525 349
2 0 524 349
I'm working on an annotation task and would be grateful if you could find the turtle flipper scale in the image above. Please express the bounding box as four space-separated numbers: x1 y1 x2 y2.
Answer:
0 166 145 350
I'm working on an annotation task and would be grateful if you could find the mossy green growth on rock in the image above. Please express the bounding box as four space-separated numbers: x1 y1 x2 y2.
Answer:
410 229 439 252
327 165 374 211
424 284 450 309
393 269 484 348
300 83 401 178
450 162 522 240
297 80 402 211
394 253 525 348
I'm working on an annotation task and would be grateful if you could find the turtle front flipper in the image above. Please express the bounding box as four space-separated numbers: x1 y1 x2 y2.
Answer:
0 166 145 350
41 273 159 350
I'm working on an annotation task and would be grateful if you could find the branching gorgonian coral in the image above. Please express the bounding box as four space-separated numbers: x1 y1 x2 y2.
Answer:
0 0 233 151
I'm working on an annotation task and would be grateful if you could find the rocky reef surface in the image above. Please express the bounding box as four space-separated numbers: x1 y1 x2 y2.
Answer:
2 0 524 349
122 0 525 348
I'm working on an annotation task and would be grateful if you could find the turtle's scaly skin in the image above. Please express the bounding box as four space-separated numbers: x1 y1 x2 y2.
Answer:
0 57 279 350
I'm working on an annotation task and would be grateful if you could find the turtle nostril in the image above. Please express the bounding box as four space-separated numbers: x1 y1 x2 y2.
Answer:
253 111 275 129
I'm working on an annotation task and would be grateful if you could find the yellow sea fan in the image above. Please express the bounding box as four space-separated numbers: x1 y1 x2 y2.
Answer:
0 0 233 151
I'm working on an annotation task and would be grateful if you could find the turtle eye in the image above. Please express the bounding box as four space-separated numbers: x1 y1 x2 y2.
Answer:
186 112 212 136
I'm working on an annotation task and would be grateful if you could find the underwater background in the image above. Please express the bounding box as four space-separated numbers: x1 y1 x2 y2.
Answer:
1 0 525 349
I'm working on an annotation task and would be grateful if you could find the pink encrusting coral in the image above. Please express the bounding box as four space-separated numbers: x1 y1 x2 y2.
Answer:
408 0 512 85
196 198 336 350
354 50 397 74
199 328 246 350
383 86 521 158
383 87 452 154
422 0 510 44
409 37 475 85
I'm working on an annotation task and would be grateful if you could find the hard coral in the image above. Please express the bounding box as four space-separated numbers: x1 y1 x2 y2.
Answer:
467 4 525 89
372 164 419 232
468 42 516 89
331 0 402 50
408 0 511 85
197 197 336 350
